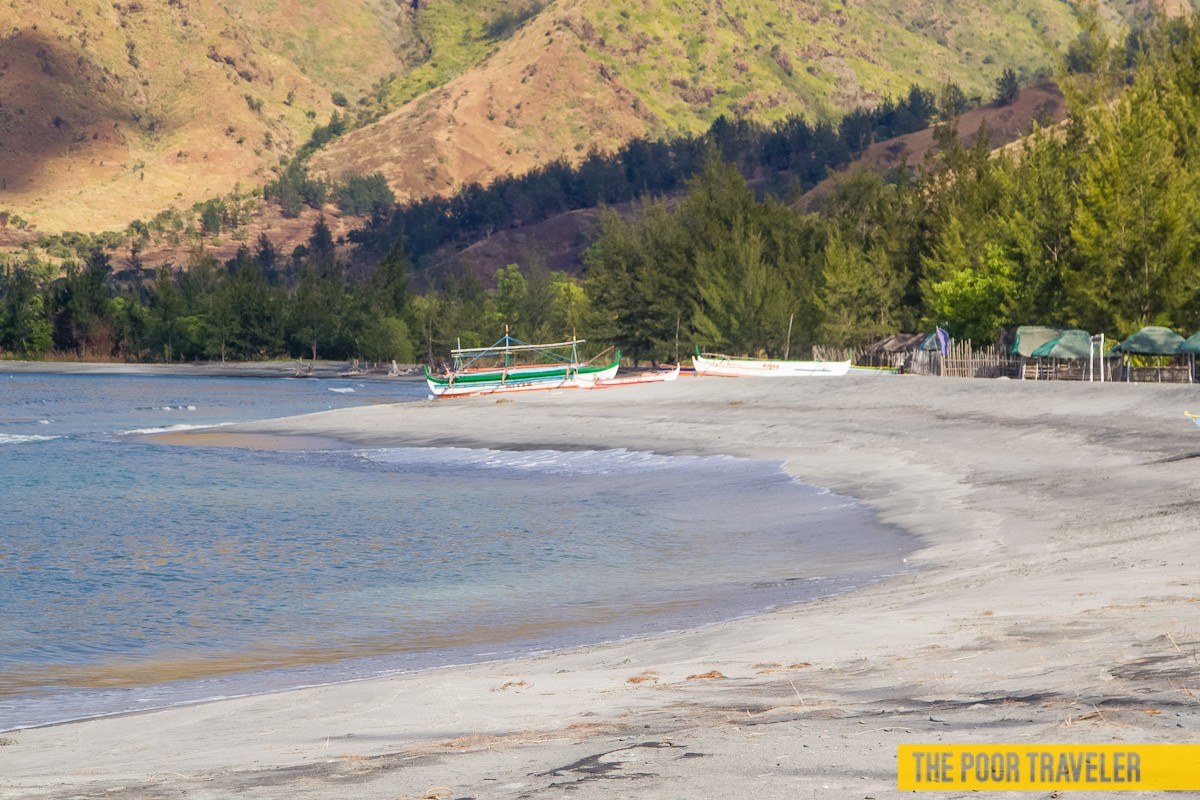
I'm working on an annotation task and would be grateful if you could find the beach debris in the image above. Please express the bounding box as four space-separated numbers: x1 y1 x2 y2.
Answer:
627 671 659 684
754 662 811 674
0 737 16 746
492 679 530 692
685 670 727 680
419 788 453 800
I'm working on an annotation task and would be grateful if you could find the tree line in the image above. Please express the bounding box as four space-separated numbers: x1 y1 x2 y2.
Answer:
0 217 594 365
1 221 412 364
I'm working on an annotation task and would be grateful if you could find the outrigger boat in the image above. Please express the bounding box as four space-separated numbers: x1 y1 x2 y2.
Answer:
692 347 850 377
425 334 620 397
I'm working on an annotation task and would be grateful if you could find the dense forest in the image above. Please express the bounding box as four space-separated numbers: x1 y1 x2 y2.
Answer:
2 11 1200 365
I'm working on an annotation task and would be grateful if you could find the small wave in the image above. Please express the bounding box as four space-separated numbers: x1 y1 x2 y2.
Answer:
328 387 356 394
0 433 61 445
37 419 51 425
120 422 234 436
356 445 735 477
137 405 200 412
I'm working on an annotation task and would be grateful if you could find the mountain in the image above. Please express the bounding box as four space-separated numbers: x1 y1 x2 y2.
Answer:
312 0 1098 203
0 0 421 233
0 0 1144 236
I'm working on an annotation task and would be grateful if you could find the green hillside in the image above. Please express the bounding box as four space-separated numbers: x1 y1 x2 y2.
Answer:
569 0 1081 129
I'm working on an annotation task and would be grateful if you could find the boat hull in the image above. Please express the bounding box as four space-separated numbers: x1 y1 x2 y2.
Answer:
426 358 620 397
578 365 681 389
692 354 851 377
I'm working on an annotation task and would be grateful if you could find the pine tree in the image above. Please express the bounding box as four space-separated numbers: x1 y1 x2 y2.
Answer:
1068 75 1198 333
818 232 906 347
583 207 657 362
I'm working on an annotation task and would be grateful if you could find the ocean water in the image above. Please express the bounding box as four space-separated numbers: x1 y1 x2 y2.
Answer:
0 372 914 731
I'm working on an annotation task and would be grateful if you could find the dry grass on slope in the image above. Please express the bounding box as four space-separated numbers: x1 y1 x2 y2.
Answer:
311 11 648 206
802 80 1067 208
0 0 406 234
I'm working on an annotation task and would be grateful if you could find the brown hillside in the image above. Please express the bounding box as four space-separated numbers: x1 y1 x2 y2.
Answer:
456 207 605 286
117 205 364 275
803 80 1067 206
0 0 409 233
311 12 648 206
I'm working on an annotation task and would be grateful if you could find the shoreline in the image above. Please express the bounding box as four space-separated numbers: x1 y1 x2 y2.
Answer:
0 359 422 381
4 376 1199 799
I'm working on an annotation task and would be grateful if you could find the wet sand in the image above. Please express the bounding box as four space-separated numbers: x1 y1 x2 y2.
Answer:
3 375 1199 799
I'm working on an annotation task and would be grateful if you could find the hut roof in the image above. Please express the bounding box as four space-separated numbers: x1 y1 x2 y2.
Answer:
1181 331 1200 354
919 333 942 351
1010 326 1066 357
1030 329 1095 360
868 333 929 354
1111 326 1184 355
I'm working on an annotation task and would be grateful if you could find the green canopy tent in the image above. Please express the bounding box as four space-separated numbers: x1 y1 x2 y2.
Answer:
1178 331 1200 383
1010 326 1066 358
1012 326 1066 380
1026 329 1105 381
1111 326 1186 382
1030 329 1095 359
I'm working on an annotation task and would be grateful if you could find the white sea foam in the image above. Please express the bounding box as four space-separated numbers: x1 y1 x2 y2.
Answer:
120 422 234 436
328 387 356 394
357 445 736 477
0 433 61 445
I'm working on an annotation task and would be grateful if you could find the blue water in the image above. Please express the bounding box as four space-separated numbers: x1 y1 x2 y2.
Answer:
0 372 914 731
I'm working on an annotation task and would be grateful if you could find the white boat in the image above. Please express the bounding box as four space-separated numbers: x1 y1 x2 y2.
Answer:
577 365 681 389
692 350 850 377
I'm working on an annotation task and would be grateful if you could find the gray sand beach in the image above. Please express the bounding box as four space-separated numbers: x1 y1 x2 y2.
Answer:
3 374 1198 799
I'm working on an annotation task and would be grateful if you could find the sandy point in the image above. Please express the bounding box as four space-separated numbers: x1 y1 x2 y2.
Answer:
3 375 1199 799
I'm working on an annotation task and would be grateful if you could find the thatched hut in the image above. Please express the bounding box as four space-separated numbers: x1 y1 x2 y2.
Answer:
863 333 931 372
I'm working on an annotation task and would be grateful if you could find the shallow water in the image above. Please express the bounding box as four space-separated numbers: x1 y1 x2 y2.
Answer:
0 372 914 731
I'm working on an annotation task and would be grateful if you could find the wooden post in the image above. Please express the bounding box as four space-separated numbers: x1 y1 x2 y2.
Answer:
784 313 794 361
